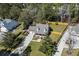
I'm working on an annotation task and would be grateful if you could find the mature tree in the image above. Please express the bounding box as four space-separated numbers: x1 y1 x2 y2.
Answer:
1 32 16 49
18 10 31 29
35 4 62 22
0 4 10 19
69 4 79 18
39 36 57 56
9 5 21 19
18 4 38 28
0 4 24 19
23 46 32 56
9 4 24 9
1 32 23 49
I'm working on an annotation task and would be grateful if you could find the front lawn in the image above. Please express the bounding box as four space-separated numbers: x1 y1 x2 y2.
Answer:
29 41 45 56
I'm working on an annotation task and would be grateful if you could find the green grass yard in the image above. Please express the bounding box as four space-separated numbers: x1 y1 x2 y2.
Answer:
29 41 45 56
48 22 68 33
50 33 60 42
49 22 68 42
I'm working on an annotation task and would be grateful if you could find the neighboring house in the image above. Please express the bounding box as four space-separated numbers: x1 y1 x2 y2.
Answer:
67 24 79 49
71 24 79 36
0 19 19 32
27 24 49 37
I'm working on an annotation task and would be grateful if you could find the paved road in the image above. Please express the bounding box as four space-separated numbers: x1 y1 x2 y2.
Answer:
10 31 35 56
54 27 70 56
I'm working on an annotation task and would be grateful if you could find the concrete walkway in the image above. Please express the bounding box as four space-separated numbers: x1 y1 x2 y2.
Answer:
54 28 69 56
10 31 35 56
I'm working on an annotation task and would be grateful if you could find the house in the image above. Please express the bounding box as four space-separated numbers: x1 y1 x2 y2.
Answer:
69 24 79 44
67 24 79 48
71 24 79 35
0 19 19 32
27 24 49 37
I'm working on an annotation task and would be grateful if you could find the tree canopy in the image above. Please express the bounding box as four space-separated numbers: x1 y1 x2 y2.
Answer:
0 3 79 26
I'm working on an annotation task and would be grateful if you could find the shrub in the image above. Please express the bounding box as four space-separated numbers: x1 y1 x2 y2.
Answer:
55 22 58 25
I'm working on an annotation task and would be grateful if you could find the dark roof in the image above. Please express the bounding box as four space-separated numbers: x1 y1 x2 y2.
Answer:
0 19 19 31
28 24 49 35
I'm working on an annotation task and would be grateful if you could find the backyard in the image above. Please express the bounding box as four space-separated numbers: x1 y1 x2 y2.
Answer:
49 22 68 42
29 41 45 56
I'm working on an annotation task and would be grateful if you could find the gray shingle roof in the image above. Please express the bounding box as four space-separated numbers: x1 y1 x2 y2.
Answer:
0 19 19 31
3 19 19 31
28 24 49 35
